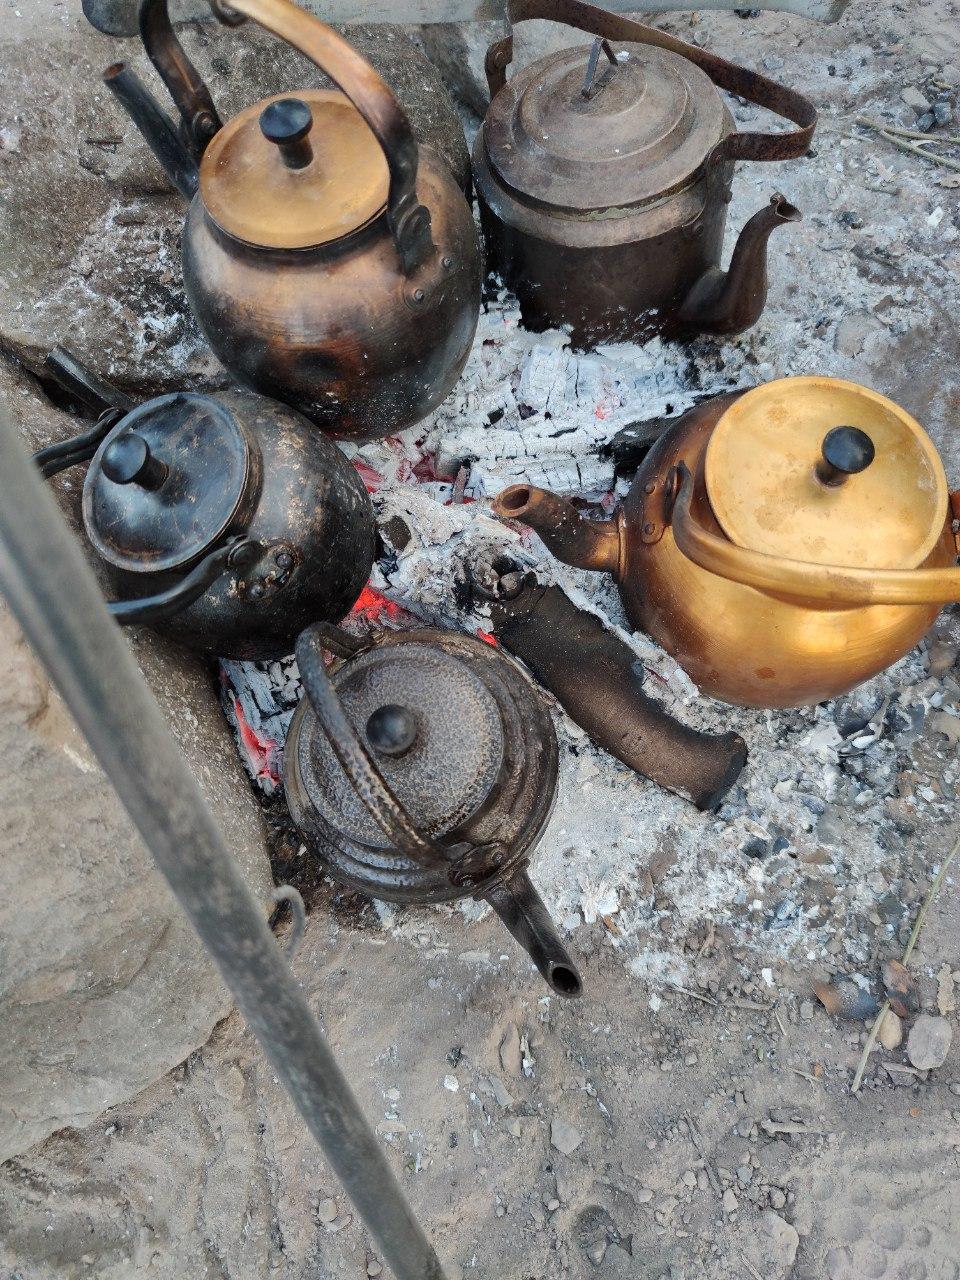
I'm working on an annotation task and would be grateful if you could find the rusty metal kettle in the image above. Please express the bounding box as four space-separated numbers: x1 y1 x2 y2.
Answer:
104 0 482 442
284 622 582 998
34 347 376 659
493 377 960 709
473 0 816 348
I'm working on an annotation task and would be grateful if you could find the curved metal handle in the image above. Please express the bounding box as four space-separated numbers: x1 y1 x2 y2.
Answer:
138 0 223 155
485 0 817 164
108 537 261 625
32 410 124 479
294 626 452 873
671 463 960 608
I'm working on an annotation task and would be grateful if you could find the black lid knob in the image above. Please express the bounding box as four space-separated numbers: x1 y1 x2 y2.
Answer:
366 704 418 758
101 432 168 490
259 98 313 169
816 426 876 487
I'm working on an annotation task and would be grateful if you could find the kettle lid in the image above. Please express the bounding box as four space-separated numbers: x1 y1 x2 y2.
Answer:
82 393 253 575
199 90 389 250
297 637 507 849
704 377 949 571
482 42 725 212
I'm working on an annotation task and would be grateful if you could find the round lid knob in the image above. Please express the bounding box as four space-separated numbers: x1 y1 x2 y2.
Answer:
101 432 168 490
366 704 418 757
703 377 949 573
82 393 252 576
816 425 876 486
482 43 725 213
259 97 314 169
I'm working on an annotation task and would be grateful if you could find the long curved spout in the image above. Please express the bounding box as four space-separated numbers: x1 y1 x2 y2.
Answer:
677 193 801 336
484 870 582 999
493 484 622 576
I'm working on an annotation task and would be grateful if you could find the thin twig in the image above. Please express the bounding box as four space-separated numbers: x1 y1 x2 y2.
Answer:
854 118 960 173
666 984 718 1008
856 115 960 146
789 1066 821 1084
851 832 960 1093
741 1254 764 1280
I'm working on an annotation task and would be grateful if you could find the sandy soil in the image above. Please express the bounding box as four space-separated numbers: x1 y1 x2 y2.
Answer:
1 0 960 1278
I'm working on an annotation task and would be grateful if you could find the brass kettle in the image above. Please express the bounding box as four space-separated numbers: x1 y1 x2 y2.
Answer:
35 347 376 659
473 0 816 348
493 378 960 709
105 0 482 442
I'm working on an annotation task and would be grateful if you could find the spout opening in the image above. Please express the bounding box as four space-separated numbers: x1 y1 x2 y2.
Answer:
771 193 802 223
493 485 534 518
103 62 126 82
549 962 583 998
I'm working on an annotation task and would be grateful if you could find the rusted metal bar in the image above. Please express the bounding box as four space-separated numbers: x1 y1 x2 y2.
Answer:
84 0 852 38
0 410 448 1280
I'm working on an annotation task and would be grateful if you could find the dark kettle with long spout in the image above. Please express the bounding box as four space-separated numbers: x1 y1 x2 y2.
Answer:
473 0 815 348
34 346 376 659
284 622 582 998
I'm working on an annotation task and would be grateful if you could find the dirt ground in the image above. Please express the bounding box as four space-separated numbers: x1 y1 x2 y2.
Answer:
2 0 960 1278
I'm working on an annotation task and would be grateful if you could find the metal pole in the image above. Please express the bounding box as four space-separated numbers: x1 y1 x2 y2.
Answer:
0 410 448 1280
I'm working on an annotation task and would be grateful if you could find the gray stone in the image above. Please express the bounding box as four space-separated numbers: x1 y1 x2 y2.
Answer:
901 86 930 113
722 1188 739 1213
934 100 954 126
0 356 274 1163
550 1118 584 1155
0 10 467 402
834 310 886 358
906 1014 954 1070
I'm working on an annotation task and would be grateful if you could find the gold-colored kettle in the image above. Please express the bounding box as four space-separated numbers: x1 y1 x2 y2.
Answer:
493 377 960 709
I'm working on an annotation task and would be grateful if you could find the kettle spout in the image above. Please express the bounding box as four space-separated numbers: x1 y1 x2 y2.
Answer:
103 63 199 201
677 194 801 336
493 484 621 577
484 870 582 998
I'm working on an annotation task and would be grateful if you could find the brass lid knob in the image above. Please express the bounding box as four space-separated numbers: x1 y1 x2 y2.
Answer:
259 97 313 169
815 426 876 487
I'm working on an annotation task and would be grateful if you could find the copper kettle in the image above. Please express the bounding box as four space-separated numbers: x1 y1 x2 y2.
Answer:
473 0 816 348
104 0 482 442
285 622 582 998
35 347 376 659
493 378 960 709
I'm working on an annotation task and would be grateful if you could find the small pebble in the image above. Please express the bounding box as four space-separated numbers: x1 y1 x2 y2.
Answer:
907 1015 953 1070
722 1189 739 1214
799 1000 815 1021
317 1198 337 1224
878 1009 903 1051
934 101 954 125
637 1188 654 1204
367 1262 382 1278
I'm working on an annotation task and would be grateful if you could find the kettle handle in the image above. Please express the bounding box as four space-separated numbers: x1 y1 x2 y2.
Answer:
671 463 960 607
293 625 455 873
485 0 817 165
135 0 435 273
